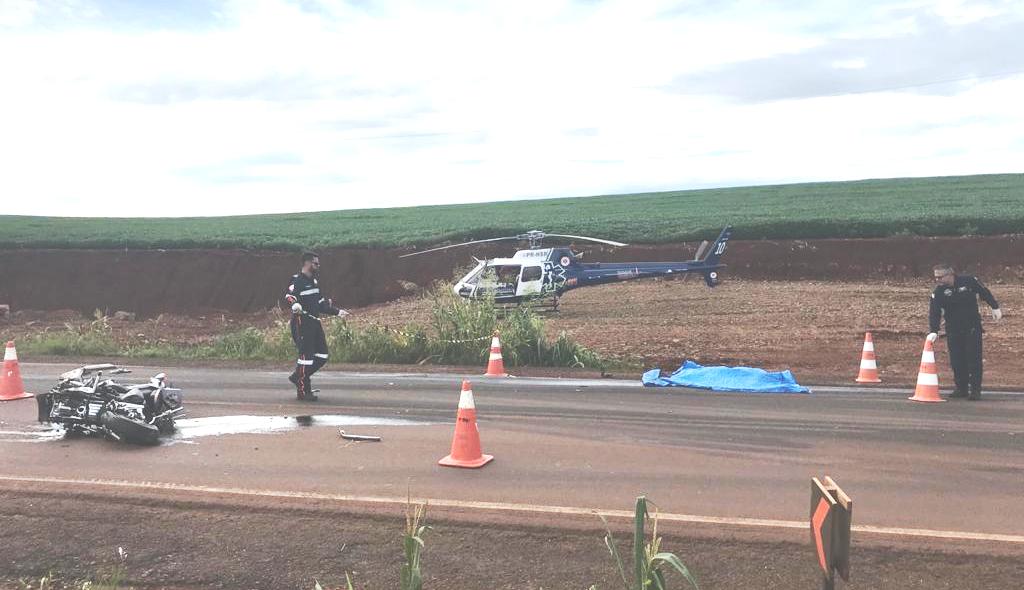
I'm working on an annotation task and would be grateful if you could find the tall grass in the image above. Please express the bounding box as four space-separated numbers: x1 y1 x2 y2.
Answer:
16 285 603 369
21 312 121 357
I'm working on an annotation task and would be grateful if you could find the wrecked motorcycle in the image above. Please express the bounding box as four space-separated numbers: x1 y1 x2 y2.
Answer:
36 364 185 445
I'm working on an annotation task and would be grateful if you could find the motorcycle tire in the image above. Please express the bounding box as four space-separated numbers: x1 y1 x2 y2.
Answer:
35 393 54 422
101 412 160 445
155 417 176 434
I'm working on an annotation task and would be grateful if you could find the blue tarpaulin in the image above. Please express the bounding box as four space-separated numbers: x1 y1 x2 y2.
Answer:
642 360 809 393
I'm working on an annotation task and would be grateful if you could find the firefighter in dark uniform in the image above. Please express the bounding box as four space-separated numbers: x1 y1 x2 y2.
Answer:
284 252 348 400
927 264 1002 400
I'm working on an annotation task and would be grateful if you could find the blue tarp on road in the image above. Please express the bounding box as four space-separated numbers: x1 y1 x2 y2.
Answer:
642 360 810 393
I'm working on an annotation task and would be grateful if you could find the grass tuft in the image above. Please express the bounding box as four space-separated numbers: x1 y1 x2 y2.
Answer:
16 284 603 369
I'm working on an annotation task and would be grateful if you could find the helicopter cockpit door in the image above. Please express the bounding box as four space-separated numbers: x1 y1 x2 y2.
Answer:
516 265 544 297
473 264 521 299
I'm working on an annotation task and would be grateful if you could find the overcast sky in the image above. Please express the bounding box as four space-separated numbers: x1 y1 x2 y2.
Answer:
2 0 1023 217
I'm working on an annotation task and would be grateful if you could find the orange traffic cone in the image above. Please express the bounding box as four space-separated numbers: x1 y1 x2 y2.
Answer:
438 380 494 468
855 332 882 383
0 341 34 401
483 331 508 377
909 338 945 403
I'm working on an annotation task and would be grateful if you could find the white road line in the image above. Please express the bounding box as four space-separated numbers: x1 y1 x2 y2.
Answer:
1 475 1021 544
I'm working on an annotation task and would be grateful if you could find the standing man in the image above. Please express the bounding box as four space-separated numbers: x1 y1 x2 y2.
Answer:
284 252 348 401
928 264 1002 400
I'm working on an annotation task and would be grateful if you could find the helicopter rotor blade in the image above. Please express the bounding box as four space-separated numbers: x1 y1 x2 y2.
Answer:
398 236 518 258
544 233 628 247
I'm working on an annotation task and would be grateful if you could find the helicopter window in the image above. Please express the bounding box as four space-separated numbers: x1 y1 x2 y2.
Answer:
494 265 520 282
480 265 520 286
521 266 543 282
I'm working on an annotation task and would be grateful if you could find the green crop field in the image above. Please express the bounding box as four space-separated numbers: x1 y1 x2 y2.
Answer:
1 173 1022 250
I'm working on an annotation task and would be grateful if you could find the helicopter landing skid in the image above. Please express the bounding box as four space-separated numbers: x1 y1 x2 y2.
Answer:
494 296 560 316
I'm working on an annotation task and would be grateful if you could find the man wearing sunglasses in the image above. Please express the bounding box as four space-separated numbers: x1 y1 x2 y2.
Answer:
284 251 349 401
927 264 1002 400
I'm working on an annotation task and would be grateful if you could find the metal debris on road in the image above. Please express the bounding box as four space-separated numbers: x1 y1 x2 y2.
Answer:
339 429 382 442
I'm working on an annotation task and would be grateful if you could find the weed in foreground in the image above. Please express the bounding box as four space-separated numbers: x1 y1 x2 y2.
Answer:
18 547 131 590
399 496 431 590
594 496 699 590
315 495 430 590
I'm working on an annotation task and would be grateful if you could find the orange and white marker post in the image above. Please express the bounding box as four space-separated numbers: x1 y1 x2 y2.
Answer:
0 341 34 401
854 332 882 383
908 338 945 403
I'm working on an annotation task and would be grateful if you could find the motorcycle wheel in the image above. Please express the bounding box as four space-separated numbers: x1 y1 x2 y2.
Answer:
155 417 176 434
101 412 160 445
36 393 54 422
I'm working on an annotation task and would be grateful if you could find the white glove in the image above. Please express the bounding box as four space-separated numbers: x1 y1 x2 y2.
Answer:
337 309 349 317
992 308 1003 322
926 332 938 343
291 302 303 314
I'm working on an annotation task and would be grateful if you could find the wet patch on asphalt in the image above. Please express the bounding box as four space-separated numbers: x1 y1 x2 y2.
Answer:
170 414 430 441
0 415 430 444
0 424 65 443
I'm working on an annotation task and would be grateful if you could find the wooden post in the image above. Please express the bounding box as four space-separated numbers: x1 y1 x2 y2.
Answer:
812 476 853 590
825 476 853 584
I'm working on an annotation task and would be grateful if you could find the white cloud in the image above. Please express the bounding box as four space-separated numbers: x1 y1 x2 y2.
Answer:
832 58 867 70
0 0 38 27
0 0 1022 216
931 0 1009 24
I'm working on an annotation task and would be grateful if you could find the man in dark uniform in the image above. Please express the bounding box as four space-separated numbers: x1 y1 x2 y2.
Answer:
928 264 1002 400
284 252 348 401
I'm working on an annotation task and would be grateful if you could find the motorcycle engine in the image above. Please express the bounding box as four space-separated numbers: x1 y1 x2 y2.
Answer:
111 401 147 422
50 399 104 421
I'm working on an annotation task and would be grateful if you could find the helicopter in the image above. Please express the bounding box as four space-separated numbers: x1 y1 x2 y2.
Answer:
401 226 733 310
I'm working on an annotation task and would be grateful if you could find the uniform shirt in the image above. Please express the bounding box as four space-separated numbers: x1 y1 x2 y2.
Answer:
285 273 342 318
929 275 999 333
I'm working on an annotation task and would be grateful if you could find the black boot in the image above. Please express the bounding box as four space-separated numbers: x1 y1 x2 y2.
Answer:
304 378 318 401
948 389 968 399
968 388 981 401
288 373 305 400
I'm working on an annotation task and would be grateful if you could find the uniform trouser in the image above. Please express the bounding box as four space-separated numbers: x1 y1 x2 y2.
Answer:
290 316 329 395
946 324 983 393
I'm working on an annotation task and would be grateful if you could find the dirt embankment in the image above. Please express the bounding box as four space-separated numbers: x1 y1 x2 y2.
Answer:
1 235 1022 316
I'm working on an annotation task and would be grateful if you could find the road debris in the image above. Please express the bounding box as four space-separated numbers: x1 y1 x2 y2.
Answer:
339 429 382 442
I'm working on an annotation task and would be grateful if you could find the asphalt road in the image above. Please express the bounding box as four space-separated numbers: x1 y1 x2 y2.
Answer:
3 363 1023 546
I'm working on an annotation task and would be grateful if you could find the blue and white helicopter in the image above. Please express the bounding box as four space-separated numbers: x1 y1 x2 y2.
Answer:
401 226 732 309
